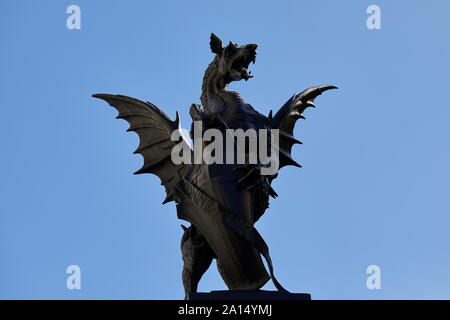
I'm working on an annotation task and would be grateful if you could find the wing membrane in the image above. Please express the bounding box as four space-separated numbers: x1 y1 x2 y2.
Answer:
93 94 192 204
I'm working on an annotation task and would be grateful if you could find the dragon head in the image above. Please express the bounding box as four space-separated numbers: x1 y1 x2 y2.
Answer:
209 33 257 84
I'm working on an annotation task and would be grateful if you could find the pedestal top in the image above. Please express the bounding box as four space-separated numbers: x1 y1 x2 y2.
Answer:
187 290 311 300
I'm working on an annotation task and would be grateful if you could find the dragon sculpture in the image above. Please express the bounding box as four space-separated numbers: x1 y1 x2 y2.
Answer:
93 33 336 298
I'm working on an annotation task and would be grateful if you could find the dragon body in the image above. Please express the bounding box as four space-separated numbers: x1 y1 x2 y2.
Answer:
93 33 336 298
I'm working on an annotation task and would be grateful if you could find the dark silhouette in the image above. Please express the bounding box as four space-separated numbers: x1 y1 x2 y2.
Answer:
93 33 336 299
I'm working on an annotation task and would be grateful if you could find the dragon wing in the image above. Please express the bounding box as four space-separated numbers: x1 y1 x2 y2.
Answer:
270 85 337 170
92 94 192 204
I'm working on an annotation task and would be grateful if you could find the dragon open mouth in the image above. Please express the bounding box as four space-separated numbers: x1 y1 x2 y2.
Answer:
231 47 257 80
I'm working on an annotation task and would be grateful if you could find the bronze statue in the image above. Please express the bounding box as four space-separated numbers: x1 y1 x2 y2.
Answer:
93 33 336 299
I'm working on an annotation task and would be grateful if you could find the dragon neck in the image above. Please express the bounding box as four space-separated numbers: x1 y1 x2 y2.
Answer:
200 59 230 114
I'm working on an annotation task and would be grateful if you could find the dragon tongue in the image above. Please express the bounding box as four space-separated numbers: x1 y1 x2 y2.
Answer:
242 68 252 80
241 68 252 80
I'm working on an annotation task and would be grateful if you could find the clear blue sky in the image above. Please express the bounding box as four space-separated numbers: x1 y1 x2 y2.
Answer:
1 0 449 299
